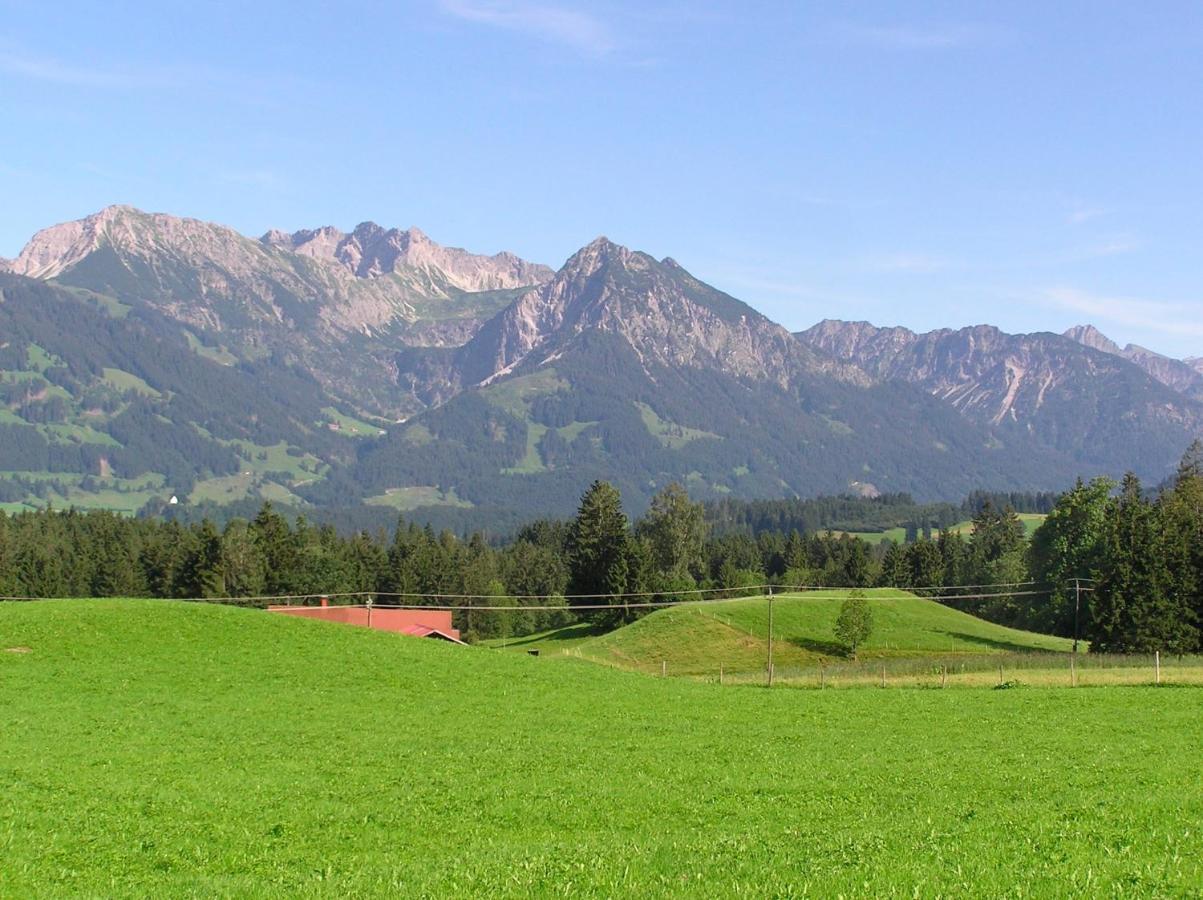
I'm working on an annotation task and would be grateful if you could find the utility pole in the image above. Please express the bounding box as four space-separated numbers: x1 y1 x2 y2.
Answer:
766 586 775 687
1072 578 1081 655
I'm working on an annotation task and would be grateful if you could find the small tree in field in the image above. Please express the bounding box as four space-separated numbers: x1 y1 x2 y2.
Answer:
834 590 873 659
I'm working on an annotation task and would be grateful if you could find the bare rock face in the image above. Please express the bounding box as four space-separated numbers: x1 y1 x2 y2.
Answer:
8 205 128 278
796 319 1203 451
7 206 554 417
263 222 553 293
1064 325 1203 401
1189 358 1203 375
1063 324 1122 356
444 236 860 393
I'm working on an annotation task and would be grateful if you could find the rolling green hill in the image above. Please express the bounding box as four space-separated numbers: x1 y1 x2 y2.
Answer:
0 599 1198 896
504 589 1074 675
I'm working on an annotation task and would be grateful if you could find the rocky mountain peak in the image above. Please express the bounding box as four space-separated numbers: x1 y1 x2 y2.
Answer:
1064 324 1122 355
430 236 853 400
1189 358 1203 375
1064 324 1203 400
266 220 552 291
797 319 923 363
7 204 145 278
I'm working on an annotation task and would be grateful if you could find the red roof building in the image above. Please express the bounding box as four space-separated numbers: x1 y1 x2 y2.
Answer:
267 603 465 644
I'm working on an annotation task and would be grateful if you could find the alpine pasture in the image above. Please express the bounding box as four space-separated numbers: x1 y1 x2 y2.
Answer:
3 599 1201 897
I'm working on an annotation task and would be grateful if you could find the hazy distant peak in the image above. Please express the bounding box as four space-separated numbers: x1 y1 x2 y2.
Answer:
8 205 221 279
1063 323 1203 398
273 220 553 290
1063 324 1122 355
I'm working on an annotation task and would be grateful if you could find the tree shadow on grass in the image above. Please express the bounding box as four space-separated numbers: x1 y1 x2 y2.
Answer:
787 636 850 657
494 621 607 649
941 630 1063 654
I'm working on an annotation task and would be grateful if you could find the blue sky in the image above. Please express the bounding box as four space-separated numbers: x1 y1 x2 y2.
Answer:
2 1 1201 357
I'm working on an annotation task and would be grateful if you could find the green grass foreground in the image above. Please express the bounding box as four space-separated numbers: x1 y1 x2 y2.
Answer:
2 600 1201 896
499 589 1074 675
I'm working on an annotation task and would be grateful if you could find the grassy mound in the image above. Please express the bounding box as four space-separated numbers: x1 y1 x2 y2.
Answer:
507 589 1074 675
1 599 1199 896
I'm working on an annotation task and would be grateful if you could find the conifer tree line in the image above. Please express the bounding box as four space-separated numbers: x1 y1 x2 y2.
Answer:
0 446 1199 650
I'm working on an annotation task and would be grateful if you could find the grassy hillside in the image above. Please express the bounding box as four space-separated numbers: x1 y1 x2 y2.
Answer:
2 600 1199 896
840 513 1047 544
506 589 1074 675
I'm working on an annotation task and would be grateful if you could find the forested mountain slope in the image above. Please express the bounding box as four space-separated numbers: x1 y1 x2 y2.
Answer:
2 207 1199 526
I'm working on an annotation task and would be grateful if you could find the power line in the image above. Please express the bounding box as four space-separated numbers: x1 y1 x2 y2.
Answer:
0 583 1055 611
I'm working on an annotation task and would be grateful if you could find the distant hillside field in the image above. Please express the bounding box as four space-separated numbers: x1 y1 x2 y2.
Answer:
1 600 1199 896
838 513 1047 544
503 589 1073 675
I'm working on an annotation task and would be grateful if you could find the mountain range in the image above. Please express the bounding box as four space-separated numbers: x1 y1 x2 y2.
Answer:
1 206 1199 529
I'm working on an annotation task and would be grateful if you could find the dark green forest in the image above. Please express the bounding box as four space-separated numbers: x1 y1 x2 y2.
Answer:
2 445 1199 652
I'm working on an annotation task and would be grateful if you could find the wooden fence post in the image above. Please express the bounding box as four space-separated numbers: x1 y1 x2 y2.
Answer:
1155 650 1160 685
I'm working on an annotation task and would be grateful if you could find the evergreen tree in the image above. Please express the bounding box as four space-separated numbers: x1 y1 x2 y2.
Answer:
937 530 970 587
906 538 944 588
567 481 632 619
1090 474 1197 653
221 520 267 599
1159 443 1203 651
179 519 226 598
878 541 908 588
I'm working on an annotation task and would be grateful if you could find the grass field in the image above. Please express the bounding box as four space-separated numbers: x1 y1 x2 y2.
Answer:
363 486 474 510
1 599 1200 896
841 513 1047 544
500 589 1074 676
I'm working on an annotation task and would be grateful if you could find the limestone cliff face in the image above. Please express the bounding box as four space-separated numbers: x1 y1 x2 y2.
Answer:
10 206 551 339
5 206 552 417
1063 324 1122 356
446 237 862 392
1064 325 1203 402
262 222 553 293
796 319 1203 456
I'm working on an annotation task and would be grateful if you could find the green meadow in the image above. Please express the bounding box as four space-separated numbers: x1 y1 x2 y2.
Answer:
2 599 1201 896
500 589 1074 675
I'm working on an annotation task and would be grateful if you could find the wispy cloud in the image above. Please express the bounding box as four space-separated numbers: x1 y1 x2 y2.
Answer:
1045 287 1203 338
0 48 134 87
864 252 953 274
832 23 1001 51
1067 205 1107 226
0 43 255 95
439 1 615 55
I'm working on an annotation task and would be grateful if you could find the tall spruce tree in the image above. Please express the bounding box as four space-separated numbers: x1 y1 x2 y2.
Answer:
1091 473 1197 653
567 480 632 620
1158 443 1203 651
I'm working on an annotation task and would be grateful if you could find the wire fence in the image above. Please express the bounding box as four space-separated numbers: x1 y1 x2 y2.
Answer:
8 580 1188 689
714 651 1203 689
